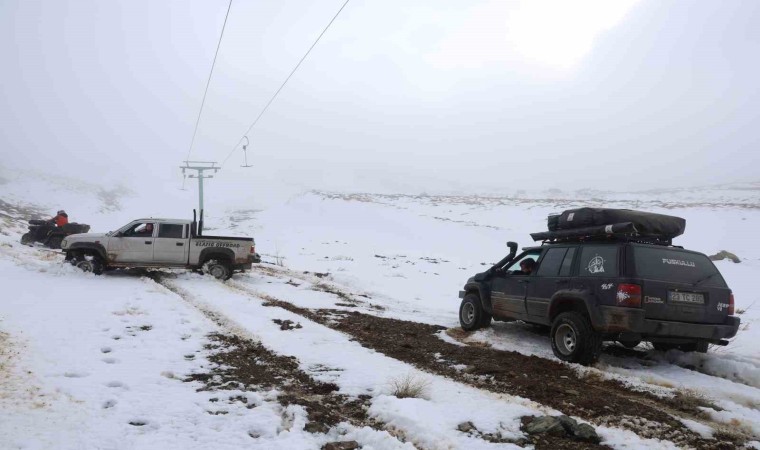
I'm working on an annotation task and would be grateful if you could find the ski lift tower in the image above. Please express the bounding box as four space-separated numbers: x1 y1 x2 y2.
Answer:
180 160 220 215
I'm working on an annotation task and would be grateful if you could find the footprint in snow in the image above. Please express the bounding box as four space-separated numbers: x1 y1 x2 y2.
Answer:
101 347 112 354
106 381 127 389
102 358 118 364
103 399 117 409
63 372 89 378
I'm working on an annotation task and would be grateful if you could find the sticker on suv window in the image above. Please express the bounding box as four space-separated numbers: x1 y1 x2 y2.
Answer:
587 255 605 274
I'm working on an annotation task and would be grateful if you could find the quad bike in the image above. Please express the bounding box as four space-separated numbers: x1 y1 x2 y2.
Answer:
20 219 90 249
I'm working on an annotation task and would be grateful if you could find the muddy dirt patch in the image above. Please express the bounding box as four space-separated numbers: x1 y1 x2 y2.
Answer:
186 333 375 433
253 293 746 449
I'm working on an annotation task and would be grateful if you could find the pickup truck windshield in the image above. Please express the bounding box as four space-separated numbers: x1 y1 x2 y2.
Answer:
633 246 726 287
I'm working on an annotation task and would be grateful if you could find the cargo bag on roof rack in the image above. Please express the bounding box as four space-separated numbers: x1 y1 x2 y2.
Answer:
549 208 685 238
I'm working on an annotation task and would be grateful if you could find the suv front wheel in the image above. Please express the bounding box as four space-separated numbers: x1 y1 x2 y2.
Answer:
550 311 602 365
459 293 491 331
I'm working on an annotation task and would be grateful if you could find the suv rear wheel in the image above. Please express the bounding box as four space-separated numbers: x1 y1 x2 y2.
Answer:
459 293 491 331
550 311 602 365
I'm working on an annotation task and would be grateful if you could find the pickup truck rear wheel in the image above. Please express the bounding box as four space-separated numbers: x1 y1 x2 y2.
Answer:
206 261 232 280
550 311 602 365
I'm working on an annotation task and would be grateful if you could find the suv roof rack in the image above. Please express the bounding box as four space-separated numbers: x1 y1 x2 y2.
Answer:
530 222 674 246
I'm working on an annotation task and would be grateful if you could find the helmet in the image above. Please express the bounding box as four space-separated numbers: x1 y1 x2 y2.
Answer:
57 210 66 215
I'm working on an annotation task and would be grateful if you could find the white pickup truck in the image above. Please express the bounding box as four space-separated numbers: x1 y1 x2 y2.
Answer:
61 216 259 280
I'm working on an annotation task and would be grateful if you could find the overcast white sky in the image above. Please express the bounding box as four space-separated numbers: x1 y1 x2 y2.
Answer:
1 0 758 196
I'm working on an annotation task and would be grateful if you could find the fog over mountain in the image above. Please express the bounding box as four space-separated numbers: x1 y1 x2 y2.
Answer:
1 0 758 196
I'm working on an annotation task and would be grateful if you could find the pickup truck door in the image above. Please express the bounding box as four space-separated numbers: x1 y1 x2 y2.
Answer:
153 223 188 264
107 221 156 263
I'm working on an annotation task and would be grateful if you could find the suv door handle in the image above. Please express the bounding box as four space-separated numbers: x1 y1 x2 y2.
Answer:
176 242 184 247
518 279 530 284
555 280 568 284
144 241 152 245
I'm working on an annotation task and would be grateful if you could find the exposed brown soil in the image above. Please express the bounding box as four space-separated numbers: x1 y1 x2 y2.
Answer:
255 294 744 450
186 333 377 435
156 270 749 449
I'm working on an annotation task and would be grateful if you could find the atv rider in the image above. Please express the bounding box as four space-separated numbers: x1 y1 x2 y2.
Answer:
50 210 69 227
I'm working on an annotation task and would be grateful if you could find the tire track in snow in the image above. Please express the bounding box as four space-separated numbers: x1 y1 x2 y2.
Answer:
155 274 611 449
148 273 417 450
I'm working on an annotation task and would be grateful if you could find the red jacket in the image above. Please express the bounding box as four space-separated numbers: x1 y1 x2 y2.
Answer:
54 215 69 227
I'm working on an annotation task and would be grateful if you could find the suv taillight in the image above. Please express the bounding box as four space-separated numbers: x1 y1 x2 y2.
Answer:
729 293 735 315
250 246 256 254
616 283 642 308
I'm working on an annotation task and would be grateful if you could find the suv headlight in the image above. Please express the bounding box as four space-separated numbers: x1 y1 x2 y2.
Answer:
61 239 68 249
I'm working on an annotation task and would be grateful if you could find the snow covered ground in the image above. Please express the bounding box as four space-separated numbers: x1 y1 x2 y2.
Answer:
1 167 759 449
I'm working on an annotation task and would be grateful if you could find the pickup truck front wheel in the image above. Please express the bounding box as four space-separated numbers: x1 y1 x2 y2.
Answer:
74 254 104 275
205 260 232 280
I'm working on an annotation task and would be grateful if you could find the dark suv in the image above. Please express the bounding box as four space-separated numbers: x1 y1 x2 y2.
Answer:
458 210 741 365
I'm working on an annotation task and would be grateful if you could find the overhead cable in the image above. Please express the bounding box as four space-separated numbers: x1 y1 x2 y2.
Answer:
221 0 352 166
184 0 234 165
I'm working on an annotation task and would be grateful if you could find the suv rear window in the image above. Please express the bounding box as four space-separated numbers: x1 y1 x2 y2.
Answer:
633 246 726 287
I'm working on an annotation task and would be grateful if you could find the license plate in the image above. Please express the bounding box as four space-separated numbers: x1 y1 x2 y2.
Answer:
669 291 705 305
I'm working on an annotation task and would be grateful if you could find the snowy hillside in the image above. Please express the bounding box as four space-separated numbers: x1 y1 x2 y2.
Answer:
1 170 759 449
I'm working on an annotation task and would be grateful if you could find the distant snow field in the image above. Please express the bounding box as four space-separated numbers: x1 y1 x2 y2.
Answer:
1 168 759 449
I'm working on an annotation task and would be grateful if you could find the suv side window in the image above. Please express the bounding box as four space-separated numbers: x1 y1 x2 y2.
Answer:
536 248 567 277
579 246 618 277
559 247 577 276
158 223 185 239
505 250 542 275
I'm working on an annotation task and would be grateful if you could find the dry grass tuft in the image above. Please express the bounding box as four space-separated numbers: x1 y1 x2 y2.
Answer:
389 372 431 399
674 388 715 411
